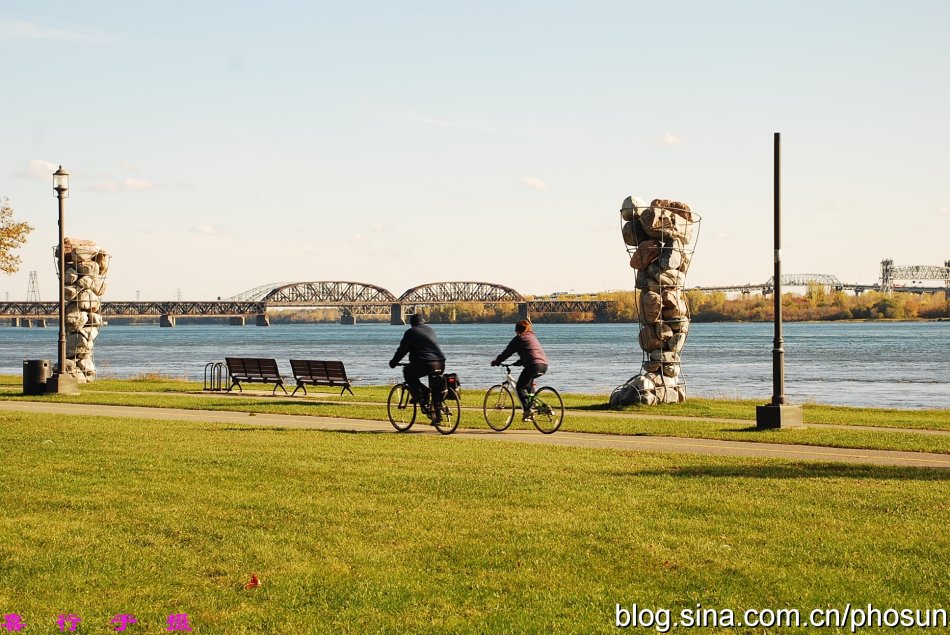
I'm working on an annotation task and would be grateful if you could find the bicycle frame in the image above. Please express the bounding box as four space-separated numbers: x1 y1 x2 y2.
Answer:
389 362 460 435
499 363 538 406
486 362 563 434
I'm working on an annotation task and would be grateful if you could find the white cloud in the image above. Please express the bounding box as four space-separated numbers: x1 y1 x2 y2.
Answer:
0 20 105 44
14 159 59 181
122 178 154 192
938 206 950 216
404 112 495 132
351 234 367 245
190 224 223 236
88 182 120 193
87 178 155 193
519 177 548 191
662 132 683 146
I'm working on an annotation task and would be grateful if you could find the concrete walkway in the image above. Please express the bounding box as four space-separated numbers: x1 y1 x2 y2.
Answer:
2 400 949 469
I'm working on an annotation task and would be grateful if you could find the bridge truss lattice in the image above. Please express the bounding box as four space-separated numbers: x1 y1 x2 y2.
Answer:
880 259 950 293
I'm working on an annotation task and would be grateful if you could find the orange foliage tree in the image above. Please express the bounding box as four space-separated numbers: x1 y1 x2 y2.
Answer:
0 197 33 274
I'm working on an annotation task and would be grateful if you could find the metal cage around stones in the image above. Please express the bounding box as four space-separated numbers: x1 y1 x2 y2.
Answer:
611 197 701 406
53 237 110 383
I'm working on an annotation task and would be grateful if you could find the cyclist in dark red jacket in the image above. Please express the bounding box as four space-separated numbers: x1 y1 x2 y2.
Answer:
491 320 549 420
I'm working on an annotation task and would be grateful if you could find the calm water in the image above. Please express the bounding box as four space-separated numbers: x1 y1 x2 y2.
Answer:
2 321 948 409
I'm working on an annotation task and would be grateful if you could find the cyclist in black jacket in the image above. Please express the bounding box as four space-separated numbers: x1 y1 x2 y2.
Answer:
389 314 446 420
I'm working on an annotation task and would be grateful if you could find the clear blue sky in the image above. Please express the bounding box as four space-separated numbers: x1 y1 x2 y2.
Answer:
1 1 948 301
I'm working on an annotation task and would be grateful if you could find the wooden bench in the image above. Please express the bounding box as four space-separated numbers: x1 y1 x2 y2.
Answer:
225 357 288 395
289 359 354 396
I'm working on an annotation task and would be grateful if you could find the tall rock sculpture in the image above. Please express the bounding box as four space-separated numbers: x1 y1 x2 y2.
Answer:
610 197 700 406
54 237 110 382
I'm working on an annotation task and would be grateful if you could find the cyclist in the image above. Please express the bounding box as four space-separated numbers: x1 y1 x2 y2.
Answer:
389 313 446 422
491 320 549 421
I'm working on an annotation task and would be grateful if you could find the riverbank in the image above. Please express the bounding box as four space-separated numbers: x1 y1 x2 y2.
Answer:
4 376 950 455
3 321 949 408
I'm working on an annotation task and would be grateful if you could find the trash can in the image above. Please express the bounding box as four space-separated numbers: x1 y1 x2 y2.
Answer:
23 359 51 395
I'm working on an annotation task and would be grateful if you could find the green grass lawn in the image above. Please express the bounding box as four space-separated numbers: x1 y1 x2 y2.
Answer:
1 409 948 634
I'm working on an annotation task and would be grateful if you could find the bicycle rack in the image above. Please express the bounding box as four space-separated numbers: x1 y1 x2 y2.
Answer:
203 361 228 391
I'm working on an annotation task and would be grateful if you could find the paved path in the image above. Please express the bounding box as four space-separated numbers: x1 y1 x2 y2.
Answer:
62 388 950 437
4 400 949 469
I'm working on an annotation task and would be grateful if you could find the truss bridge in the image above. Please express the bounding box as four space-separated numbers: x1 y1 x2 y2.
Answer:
1 281 608 326
693 260 950 296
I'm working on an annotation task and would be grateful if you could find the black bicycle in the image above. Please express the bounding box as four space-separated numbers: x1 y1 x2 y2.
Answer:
483 362 564 434
387 364 461 435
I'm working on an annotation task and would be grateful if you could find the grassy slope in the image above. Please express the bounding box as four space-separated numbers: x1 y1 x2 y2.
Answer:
1 410 948 634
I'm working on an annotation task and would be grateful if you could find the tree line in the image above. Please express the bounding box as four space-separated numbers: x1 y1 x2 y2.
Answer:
265 287 949 324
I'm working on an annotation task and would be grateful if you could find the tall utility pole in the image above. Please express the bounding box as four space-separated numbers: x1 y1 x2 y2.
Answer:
26 271 41 302
756 133 803 429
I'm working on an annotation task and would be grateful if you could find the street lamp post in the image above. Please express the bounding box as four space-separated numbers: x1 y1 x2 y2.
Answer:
756 133 802 428
47 166 79 395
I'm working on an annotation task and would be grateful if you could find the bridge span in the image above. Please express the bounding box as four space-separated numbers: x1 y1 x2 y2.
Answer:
0 281 608 326
3 259 945 326
693 260 950 296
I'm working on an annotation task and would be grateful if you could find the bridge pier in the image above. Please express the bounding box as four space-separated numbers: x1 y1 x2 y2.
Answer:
256 313 270 327
160 314 176 327
518 303 530 321
229 316 245 326
35 318 47 327
9 318 19 327
390 303 404 325
19 318 32 327
340 309 356 325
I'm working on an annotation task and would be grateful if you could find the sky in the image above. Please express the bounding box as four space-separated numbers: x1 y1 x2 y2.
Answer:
1 1 948 302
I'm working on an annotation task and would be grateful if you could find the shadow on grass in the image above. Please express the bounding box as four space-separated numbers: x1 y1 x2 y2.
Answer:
629 462 950 481
213 426 393 435
215 426 295 432
570 403 615 412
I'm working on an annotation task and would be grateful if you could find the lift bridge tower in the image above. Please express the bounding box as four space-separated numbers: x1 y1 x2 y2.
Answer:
26 271 41 302
880 258 950 293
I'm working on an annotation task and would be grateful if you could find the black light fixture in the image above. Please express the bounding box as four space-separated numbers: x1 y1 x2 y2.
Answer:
47 165 79 394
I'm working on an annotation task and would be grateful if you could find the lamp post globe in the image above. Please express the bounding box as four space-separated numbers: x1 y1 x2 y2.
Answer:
47 165 79 394
53 166 69 196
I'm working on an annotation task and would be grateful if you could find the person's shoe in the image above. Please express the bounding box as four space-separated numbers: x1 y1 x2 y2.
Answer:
522 412 534 422
431 411 443 424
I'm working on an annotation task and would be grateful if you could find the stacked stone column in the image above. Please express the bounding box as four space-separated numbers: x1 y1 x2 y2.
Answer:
55 238 110 382
611 197 700 406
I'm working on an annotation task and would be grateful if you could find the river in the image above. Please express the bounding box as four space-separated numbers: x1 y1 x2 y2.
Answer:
2 321 948 409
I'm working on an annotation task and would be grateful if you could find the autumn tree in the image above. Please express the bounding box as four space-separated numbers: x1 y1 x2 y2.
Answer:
0 197 33 274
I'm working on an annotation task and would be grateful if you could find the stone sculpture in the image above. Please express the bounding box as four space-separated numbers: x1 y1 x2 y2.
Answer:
54 237 110 382
610 197 700 406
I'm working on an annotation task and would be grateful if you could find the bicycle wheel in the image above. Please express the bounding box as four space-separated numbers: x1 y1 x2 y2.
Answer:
530 386 564 434
482 384 515 431
434 389 461 435
387 383 416 431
